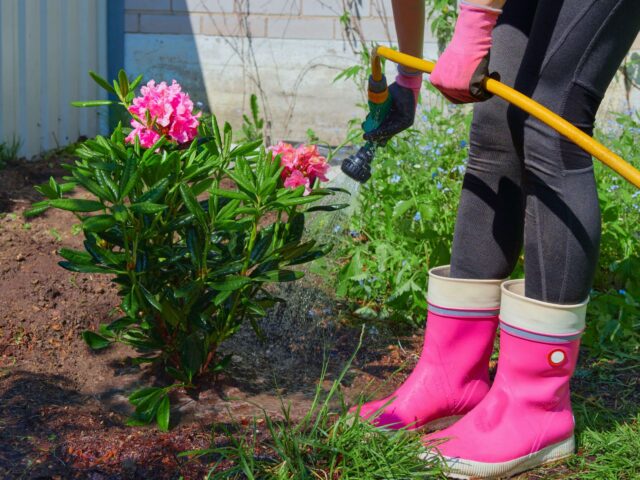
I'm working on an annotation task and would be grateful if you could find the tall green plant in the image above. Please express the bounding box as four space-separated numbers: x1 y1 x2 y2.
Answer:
26 71 343 429
425 0 458 53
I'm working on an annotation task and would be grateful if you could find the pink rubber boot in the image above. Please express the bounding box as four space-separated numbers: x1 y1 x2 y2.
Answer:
423 279 587 478
353 266 502 431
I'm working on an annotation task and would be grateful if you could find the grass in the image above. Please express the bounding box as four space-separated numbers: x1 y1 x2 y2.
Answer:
182 328 444 479
564 355 640 480
184 344 639 479
0 138 21 167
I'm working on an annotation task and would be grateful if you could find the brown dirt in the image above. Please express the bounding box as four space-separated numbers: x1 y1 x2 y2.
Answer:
0 157 399 479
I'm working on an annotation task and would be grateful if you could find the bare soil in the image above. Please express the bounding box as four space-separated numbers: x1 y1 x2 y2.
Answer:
0 157 405 479
1 157 636 479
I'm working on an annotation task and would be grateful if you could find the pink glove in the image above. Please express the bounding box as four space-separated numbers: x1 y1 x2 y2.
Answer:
430 1 501 104
396 65 423 106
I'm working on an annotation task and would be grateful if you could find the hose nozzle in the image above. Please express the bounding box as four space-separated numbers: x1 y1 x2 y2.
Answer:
341 142 376 183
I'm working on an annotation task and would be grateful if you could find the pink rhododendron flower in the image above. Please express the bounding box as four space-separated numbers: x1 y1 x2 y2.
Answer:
268 142 329 195
283 169 310 191
125 80 201 148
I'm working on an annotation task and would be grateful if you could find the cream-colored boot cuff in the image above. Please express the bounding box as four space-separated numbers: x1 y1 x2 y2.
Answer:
500 280 587 337
428 265 503 310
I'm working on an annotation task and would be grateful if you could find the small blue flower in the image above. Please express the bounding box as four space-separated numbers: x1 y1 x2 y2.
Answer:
396 160 404 166
333 225 342 233
460 140 467 148
435 148 442 155
431 171 438 179
402 260 408 267
413 211 422 222
358 279 365 287
390 174 401 184
453 164 466 175
436 181 443 190
609 184 620 192
350 230 359 238
619 289 626 295
632 191 640 198
446 128 454 135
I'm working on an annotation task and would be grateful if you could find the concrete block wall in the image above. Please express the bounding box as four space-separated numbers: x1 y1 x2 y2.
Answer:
123 0 422 144
123 0 640 145
125 0 399 41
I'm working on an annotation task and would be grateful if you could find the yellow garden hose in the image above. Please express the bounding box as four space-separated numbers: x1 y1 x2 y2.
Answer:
372 45 640 189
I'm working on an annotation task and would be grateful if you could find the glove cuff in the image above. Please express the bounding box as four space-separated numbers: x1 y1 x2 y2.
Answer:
459 0 502 14
396 69 423 92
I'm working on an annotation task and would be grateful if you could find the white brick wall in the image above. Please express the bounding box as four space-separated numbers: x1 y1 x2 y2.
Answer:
125 0 398 42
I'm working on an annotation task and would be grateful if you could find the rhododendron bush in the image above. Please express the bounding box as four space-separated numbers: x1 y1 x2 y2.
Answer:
26 70 344 430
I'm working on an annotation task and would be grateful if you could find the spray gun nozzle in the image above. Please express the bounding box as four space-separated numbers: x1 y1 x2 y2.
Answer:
341 143 376 183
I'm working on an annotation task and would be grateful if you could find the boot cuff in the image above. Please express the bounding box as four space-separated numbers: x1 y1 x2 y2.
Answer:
428 265 503 310
500 280 587 337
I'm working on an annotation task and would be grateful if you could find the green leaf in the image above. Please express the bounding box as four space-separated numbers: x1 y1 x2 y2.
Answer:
58 248 94 265
58 261 113 274
82 214 116 232
71 100 113 108
159 299 184 327
89 71 116 94
393 199 414 218
181 333 205 382
95 170 120 203
129 386 162 404
192 178 214 197
118 69 129 96
24 203 50 218
208 275 252 291
256 270 304 282
275 194 325 207
129 74 144 90
179 184 208 229
287 212 305 243
138 177 170 203
119 156 139 200
34 177 59 199
139 284 162 311
156 395 170 432
306 203 349 212
230 139 263 157
112 204 128 222
49 198 104 212
250 232 274 263
129 202 167 214
82 331 111 350
209 188 250 201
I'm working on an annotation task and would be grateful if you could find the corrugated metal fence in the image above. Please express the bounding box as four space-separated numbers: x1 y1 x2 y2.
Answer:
0 0 108 159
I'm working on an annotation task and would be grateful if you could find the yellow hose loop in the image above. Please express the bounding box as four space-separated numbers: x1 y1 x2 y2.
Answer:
371 45 640 189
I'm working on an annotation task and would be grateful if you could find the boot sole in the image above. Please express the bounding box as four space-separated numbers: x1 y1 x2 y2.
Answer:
421 435 575 479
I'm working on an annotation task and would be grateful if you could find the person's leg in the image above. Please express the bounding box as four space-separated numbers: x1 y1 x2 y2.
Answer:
354 2 540 430
449 0 539 280
520 0 640 303
426 1 640 476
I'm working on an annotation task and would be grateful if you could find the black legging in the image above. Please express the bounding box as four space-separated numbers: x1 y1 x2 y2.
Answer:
449 0 640 304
